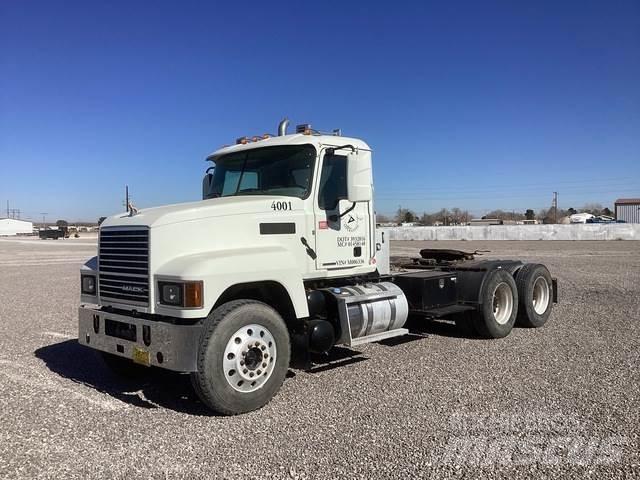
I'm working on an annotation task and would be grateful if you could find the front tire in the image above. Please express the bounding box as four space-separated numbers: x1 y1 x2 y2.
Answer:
473 269 518 339
191 300 290 415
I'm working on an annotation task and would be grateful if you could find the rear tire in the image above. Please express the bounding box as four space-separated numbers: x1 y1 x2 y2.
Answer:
190 300 290 415
515 264 553 328
473 269 518 339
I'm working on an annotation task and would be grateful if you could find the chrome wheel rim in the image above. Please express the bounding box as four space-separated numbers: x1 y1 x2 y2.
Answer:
492 282 514 325
223 324 277 393
532 276 550 315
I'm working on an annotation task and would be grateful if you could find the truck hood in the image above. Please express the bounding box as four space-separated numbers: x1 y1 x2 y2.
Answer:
101 196 290 228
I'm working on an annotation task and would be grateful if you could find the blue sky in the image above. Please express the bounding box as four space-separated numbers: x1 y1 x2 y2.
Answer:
1 1 639 222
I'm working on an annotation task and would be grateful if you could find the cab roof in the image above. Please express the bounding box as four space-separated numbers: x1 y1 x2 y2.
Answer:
206 133 371 161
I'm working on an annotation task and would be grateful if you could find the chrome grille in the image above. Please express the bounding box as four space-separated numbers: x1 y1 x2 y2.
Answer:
98 228 149 306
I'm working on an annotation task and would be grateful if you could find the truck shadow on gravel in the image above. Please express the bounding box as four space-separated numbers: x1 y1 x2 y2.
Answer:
34 340 217 415
34 339 372 415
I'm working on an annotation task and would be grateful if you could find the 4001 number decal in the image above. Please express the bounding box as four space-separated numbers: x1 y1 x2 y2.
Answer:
271 201 293 211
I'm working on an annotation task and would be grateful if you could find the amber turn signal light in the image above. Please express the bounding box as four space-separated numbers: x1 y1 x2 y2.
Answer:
184 281 204 308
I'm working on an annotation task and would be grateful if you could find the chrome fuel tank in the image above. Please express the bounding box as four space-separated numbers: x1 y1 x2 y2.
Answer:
325 282 409 346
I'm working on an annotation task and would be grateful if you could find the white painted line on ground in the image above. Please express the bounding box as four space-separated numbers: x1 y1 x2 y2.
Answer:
42 331 75 340
0 259 91 267
0 359 124 411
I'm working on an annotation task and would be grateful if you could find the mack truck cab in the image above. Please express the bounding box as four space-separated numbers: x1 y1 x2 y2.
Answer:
79 119 557 415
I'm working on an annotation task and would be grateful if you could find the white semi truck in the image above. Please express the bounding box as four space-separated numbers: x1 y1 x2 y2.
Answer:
79 119 557 415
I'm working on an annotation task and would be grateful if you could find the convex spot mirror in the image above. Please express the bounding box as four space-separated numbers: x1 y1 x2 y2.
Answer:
346 150 372 203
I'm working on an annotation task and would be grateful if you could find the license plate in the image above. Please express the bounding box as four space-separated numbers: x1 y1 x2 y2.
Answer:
132 346 150 366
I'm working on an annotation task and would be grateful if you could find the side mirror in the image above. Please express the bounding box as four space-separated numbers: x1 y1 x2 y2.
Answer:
202 173 214 199
346 150 372 202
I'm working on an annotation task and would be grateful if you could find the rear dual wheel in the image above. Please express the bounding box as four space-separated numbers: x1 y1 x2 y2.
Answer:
473 269 518 338
515 264 553 327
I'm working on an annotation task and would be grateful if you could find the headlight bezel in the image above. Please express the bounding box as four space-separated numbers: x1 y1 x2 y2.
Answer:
157 280 203 309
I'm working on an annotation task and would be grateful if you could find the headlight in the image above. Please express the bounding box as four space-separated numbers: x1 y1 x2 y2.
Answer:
158 281 203 308
81 275 96 295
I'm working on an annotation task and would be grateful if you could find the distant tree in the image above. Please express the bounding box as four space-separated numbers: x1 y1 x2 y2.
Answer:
98 217 107 225
376 213 391 223
482 209 525 221
581 203 604 215
434 208 450 225
537 208 553 224
450 207 463 225
56 220 68 228
567 207 577 216
525 209 535 220
602 207 613 217
395 207 417 224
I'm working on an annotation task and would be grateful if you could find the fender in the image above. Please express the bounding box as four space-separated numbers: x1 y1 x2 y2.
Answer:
153 245 309 319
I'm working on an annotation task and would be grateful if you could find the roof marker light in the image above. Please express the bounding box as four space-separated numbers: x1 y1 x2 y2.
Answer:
296 124 312 135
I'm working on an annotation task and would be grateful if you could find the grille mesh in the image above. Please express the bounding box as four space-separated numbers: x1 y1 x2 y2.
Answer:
98 228 149 306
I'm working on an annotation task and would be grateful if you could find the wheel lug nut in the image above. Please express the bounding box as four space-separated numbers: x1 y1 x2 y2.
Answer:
243 368 248 374
262 362 267 368
255 341 260 347
249 372 254 378
260 345 266 351
240 360 244 366
257 370 262 375
264 353 268 358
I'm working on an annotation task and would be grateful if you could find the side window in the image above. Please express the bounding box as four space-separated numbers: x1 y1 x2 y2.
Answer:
318 154 347 210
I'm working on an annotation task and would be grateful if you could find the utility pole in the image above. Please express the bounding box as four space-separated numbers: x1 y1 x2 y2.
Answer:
125 185 130 213
6 200 8 218
552 192 558 224
40 213 48 228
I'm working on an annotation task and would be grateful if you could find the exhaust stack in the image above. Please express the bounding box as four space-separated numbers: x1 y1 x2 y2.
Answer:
278 118 289 136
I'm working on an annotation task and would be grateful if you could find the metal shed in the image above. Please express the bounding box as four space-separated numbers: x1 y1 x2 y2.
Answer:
0 218 34 236
615 198 640 223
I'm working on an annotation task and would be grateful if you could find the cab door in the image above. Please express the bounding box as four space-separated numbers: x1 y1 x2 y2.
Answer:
313 148 372 272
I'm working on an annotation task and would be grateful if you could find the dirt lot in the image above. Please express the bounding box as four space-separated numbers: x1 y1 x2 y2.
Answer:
0 237 639 479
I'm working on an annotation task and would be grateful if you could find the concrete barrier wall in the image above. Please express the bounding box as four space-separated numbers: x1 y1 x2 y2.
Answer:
385 224 640 241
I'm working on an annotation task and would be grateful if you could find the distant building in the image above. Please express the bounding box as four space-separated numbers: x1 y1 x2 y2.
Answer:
0 218 33 236
615 198 640 223
470 218 503 226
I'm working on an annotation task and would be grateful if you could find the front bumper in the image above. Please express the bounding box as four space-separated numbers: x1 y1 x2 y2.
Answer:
78 305 202 372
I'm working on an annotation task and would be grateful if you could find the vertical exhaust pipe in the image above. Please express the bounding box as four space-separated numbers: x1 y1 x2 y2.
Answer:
278 118 289 136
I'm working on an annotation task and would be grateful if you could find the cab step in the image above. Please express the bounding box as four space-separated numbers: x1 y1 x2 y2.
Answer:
349 328 409 346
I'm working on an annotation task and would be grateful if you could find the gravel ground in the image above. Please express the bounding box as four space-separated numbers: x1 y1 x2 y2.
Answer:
0 237 639 479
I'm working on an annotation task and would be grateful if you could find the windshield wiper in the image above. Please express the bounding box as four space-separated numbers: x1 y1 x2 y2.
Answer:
234 152 249 195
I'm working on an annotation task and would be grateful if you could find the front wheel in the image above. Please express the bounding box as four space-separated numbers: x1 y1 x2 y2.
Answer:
190 300 290 415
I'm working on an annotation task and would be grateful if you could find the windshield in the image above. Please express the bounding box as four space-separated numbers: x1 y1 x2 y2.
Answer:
205 145 316 199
